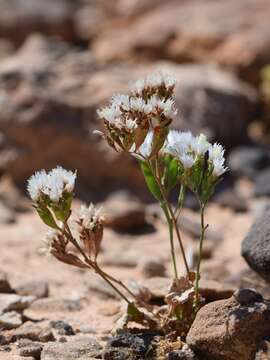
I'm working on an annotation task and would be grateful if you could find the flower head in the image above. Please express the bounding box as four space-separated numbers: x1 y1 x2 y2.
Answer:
164 130 195 169
27 167 76 203
79 203 104 230
27 170 49 202
190 134 210 156
208 143 227 176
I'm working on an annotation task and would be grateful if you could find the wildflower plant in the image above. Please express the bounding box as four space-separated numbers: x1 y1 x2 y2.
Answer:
28 72 227 337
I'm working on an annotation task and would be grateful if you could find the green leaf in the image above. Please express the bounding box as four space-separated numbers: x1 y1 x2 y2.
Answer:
140 161 162 202
127 303 145 324
51 193 73 222
35 205 59 229
163 155 180 192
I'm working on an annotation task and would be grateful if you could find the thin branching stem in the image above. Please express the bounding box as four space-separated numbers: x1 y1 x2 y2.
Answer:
194 202 208 312
149 159 190 276
63 222 132 304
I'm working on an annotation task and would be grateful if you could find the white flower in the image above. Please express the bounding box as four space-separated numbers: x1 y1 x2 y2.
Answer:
111 94 130 111
39 229 59 256
79 203 104 230
208 143 227 176
137 131 154 159
208 143 225 161
163 130 195 169
27 167 76 203
130 79 145 94
27 170 49 202
179 153 195 169
130 72 177 94
190 134 210 156
49 166 76 193
129 97 151 113
162 73 177 89
97 105 121 124
148 96 177 119
146 72 176 89
164 130 193 157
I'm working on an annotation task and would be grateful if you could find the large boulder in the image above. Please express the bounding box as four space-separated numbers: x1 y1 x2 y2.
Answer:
0 35 258 195
187 289 270 360
242 205 270 282
0 0 79 46
93 0 270 83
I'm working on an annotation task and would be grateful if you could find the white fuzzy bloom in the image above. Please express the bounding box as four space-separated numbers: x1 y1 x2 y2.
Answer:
148 96 177 119
79 203 104 230
138 131 154 159
129 97 150 113
130 79 146 94
190 134 210 155
130 72 177 94
162 73 177 88
49 166 76 193
27 167 76 203
97 105 121 124
111 94 130 111
27 170 49 202
179 153 195 169
39 229 59 256
164 130 195 169
208 143 227 176
164 130 193 157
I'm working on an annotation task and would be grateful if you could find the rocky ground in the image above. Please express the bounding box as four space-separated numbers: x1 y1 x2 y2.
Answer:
0 0 270 359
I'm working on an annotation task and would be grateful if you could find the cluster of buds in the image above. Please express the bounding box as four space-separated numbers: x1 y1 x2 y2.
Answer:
96 72 177 157
163 130 227 203
27 166 76 227
77 204 105 261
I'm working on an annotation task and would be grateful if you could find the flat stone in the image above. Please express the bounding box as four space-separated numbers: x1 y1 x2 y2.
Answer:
41 337 102 360
0 294 35 313
27 298 81 313
17 339 43 358
15 281 49 299
13 322 55 343
0 311 22 330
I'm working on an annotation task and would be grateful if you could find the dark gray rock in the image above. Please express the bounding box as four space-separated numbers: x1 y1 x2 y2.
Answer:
254 168 270 197
49 320 75 336
228 146 270 179
104 332 157 359
242 205 270 282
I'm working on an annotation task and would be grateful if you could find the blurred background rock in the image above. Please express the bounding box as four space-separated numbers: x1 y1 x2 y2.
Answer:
0 0 270 207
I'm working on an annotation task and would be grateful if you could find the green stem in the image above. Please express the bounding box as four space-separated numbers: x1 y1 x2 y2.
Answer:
148 159 190 276
161 203 178 279
194 202 207 312
175 184 186 220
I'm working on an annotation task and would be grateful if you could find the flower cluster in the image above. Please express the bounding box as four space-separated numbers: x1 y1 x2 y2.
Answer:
97 72 177 154
163 130 227 202
27 166 76 203
27 166 76 226
164 130 227 176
